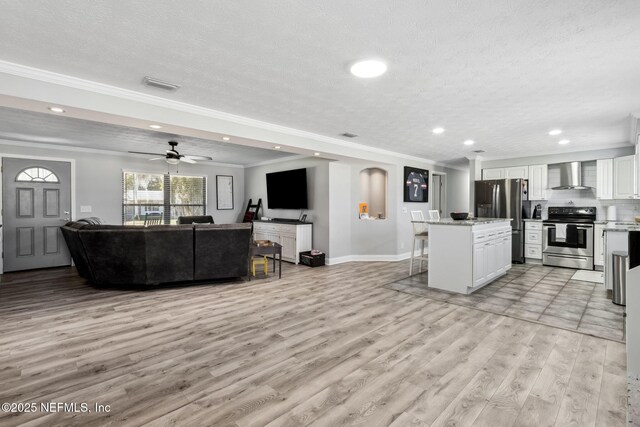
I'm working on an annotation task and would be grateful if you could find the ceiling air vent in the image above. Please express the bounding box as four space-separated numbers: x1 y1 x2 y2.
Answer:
341 132 358 138
142 76 181 92
473 150 485 153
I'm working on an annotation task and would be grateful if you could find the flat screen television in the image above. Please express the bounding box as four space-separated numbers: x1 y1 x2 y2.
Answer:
266 168 308 209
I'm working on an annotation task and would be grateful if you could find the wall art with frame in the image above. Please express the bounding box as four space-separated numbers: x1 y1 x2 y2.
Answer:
403 166 429 203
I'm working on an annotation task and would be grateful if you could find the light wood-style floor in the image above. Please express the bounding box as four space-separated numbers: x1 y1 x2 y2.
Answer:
0 261 628 426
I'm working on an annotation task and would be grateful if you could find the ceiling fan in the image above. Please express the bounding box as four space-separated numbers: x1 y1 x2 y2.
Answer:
129 141 212 164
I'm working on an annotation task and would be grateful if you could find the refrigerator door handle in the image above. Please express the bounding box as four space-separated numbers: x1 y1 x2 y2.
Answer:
495 184 501 218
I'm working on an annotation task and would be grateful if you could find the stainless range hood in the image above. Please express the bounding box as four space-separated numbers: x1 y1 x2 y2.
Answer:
551 161 592 190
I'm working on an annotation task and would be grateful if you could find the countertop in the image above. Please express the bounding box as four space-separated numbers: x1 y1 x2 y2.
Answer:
254 219 313 225
420 218 512 226
524 219 543 222
603 223 640 232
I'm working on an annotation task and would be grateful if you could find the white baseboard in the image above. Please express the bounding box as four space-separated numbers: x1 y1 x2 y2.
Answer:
326 252 412 265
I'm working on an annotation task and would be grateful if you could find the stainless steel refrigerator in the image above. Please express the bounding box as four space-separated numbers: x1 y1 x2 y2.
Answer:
474 179 529 263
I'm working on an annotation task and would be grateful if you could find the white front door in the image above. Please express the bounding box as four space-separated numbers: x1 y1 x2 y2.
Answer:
2 158 72 272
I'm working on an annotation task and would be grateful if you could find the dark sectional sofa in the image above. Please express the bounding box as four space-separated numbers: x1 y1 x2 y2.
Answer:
61 221 252 286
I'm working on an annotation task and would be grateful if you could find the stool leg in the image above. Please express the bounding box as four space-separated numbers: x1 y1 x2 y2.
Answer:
420 239 425 272
263 256 268 275
251 260 256 277
410 237 416 276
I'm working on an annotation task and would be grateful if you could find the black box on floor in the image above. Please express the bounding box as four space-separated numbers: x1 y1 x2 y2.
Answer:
299 251 325 267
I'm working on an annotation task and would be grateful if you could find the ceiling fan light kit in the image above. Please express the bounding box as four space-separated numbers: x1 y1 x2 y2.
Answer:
128 140 212 165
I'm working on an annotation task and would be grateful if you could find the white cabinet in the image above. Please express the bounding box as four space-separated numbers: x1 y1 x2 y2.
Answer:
524 221 542 260
636 140 640 197
253 221 313 264
596 159 614 200
613 155 636 199
528 165 547 200
594 223 605 267
472 227 512 289
483 166 529 181
482 168 504 180
505 166 529 180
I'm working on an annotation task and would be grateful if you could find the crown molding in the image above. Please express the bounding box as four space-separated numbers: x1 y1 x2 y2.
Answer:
0 60 449 168
244 154 310 169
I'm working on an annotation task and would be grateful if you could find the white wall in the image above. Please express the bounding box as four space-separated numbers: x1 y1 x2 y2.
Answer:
0 141 245 225
328 162 352 260
244 157 331 255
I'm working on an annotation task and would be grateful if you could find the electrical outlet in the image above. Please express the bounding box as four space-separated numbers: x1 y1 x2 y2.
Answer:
80 205 92 213
402 207 408 214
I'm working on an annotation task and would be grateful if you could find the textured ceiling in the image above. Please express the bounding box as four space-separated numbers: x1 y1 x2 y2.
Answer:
0 1 639 163
0 107 293 165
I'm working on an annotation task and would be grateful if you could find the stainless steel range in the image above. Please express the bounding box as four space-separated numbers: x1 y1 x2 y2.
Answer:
542 206 595 270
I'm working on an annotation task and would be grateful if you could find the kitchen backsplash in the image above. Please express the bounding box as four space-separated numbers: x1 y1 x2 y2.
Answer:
535 161 640 221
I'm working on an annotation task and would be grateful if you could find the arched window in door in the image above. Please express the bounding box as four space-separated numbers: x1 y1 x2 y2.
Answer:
16 167 60 183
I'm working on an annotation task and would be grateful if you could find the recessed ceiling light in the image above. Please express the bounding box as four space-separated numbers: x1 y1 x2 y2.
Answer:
48 107 65 113
558 139 570 145
222 136 230 141
274 146 281 150
350 59 387 78
432 127 445 134
464 140 475 146
148 124 162 129
314 152 320 156
549 129 562 136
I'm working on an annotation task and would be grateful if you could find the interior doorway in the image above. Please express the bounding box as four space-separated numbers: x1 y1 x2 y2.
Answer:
430 172 446 217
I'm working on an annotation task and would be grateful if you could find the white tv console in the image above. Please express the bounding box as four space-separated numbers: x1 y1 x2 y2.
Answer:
253 220 312 264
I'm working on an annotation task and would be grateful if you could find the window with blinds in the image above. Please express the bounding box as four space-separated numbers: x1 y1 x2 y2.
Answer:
122 172 206 225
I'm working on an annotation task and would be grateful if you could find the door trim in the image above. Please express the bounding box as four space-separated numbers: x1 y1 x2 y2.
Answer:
430 171 447 216
0 154 76 274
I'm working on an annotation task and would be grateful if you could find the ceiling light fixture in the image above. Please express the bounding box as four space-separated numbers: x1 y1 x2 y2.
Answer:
464 140 475 146
549 129 562 136
274 146 281 150
350 59 387 78
166 157 180 165
48 107 65 113
558 139 570 145
222 136 230 141
148 124 162 129
432 127 445 134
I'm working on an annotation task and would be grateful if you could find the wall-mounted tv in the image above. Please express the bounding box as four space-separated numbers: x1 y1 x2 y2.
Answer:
266 168 308 209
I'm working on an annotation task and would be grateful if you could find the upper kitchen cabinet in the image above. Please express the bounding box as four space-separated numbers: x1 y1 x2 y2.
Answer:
613 155 636 199
528 164 547 200
482 168 504 180
482 166 528 180
596 159 614 200
504 166 529 180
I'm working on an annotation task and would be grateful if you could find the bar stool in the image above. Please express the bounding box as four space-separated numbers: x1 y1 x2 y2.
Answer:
409 210 429 276
428 210 440 220
251 256 269 277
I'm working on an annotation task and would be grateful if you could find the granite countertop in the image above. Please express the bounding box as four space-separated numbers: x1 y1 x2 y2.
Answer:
524 218 543 222
595 220 638 225
422 218 512 226
603 223 640 232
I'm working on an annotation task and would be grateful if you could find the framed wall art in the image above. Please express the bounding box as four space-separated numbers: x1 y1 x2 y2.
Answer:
216 175 234 210
403 166 429 203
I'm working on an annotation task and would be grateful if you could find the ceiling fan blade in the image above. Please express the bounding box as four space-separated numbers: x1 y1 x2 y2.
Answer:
148 157 165 161
183 154 213 161
129 151 165 156
180 157 197 164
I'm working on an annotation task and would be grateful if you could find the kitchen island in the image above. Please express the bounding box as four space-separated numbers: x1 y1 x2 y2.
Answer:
423 218 512 294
